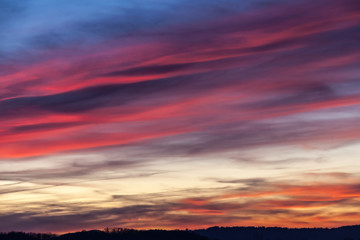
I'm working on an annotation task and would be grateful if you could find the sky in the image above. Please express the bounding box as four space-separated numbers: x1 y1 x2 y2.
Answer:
0 0 360 233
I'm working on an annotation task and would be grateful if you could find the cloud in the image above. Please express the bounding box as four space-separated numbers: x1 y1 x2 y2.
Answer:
0 72 211 117
8 122 84 133
2 178 360 232
215 178 268 185
103 63 194 77
250 82 337 109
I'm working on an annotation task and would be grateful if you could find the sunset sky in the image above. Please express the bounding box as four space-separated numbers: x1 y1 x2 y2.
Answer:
1 0 360 233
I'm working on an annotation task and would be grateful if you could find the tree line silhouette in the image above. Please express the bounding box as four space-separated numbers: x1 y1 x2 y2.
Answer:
195 225 360 240
1 225 360 240
0 229 208 240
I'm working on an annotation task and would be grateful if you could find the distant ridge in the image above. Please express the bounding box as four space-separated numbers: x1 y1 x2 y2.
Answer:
0 229 208 240
1 225 360 240
194 225 360 240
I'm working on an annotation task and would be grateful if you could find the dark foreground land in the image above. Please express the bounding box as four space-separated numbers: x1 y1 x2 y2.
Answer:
1 225 360 240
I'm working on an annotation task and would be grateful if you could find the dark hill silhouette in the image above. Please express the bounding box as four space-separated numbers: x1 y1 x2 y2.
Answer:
194 225 360 240
1 229 209 240
0 232 55 240
1 226 360 240
57 229 209 240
